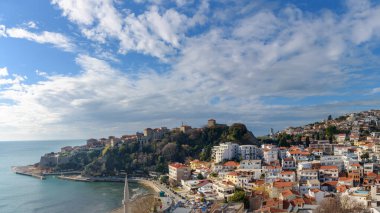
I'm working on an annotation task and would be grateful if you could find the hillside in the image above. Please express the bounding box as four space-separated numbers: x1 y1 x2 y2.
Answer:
54 123 258 177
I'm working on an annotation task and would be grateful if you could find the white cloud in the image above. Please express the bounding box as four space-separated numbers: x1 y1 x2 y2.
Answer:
371 87 380 94
0 25 6 37
51 0 207 60
26 21 38 29
1 1 380 140
0 67 8 76
5 27 74 51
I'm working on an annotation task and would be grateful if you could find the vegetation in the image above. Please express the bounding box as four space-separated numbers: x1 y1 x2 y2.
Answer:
57 123 258 177
229 190 245 202
314 196 368 213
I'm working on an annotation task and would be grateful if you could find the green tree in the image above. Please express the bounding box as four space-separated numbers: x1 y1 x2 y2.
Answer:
197 173 204 180
326 126 338 139
160 175 169 184
361 152 369 161
229 190 245 202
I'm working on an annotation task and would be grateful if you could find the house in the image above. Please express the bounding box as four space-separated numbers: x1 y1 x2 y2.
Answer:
269 181 296 198
239 160 261 170
319 165 339 182
298 179 320 195
364 163 374 174
338 177 354 187
169 162 191 184
297 169 318 181
279 171 296 182
348 172 361 186
214 181 236 199
189 160 210 170
181 179 211 191
263 165 282 183
223 161 240 171
321 181 338 192
308 188 329 203
320 155 344 172
335 134 347 143
282 158 296 170
263 148 279 164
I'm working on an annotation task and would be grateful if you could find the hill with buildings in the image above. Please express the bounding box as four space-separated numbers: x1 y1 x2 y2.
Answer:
38 119 258 176
277 109 380 143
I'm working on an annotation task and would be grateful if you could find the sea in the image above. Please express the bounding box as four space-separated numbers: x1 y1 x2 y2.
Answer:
0 140 151 213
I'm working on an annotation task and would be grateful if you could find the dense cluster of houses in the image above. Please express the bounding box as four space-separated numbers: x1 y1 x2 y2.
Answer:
282 110 380 142
168 132 380 212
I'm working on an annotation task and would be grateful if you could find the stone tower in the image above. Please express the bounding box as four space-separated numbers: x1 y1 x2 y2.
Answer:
123 175 130 213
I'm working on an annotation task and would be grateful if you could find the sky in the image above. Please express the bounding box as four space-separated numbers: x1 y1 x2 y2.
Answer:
1 0 380 140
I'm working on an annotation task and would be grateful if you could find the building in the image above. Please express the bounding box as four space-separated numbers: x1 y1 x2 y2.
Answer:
212 142 239 163
239 145 260 160
282 158 296 170
319 166 339 182
320 155 344 172
180 125 192 133
279 171 296 182
238 160 261 170
168 163 191 184
364 163 374 174
208 119 216 127
263 148 279 164
335 134 347 143
297 169 318 181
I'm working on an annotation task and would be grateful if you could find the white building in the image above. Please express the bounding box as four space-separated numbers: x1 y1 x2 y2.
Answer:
297 169 319 181
320 155 345 172
239 145 261 160
238 160 261 170
212 142 239 163
263 148 279 164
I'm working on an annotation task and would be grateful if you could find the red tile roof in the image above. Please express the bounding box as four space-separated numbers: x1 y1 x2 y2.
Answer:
169 162 188 169
366 172 377 177
338 177 353 182
227 172 238 176
336 185 348 193
320 165 338 170
273 181 294 188
280 171 295 175
223 161 240 167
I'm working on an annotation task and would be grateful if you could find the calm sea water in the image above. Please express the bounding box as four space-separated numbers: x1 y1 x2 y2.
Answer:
0 140 150 213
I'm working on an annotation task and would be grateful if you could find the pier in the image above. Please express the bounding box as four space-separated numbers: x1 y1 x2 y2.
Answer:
12 166 46 180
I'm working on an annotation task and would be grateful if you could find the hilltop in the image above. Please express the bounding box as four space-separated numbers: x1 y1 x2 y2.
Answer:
38 120 258 177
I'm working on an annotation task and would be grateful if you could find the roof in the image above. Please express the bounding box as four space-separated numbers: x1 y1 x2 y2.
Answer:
321 181 338 187
320 165 338 170
273 181 294 188
339 177 353 182
281 171 295 175
336 185 348 193
290 198 305 206
169 162 188 169
281 189 295 198
366 172 377 177
223 161 240 167
350 163 361 167
309 188 321 193
227 172 238 176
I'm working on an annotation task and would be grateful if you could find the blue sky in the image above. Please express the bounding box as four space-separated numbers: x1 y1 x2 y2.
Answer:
1 0 380 140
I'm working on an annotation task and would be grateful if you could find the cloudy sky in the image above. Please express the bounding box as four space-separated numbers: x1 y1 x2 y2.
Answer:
0 0 380 140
